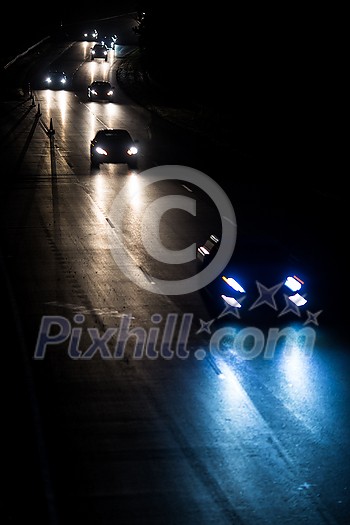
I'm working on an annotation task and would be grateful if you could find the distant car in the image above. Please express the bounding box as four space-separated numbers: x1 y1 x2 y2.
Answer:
90 129 139 169
87 81 115 101
90 44 108 61
197 233 320 327
82 29 98 41
44 71 68 89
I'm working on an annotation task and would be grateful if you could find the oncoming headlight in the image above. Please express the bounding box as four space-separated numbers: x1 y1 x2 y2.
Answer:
127 146 138 156
95 147 108 156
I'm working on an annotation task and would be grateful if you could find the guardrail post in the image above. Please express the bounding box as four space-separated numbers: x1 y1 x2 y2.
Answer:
28 83 37 107
48 118 57 176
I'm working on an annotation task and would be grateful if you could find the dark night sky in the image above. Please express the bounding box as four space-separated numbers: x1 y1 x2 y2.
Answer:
12 2 139 48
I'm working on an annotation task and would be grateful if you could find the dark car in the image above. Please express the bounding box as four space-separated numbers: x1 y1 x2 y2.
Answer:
90 129 139 169
197 233 321 328
90 43 108 61
44 70 68 89
87 81 115 101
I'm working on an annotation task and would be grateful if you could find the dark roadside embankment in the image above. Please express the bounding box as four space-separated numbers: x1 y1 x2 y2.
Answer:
116 47 250 159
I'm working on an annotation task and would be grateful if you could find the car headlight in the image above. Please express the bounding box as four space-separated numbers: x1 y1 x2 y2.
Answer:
284 275 303 291
95 147 108 156
288 293 307 306
222 275 246 293
221 295 242 308
127 146 138 155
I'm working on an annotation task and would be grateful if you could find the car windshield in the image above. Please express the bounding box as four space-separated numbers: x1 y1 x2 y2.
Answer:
96 130 131 143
